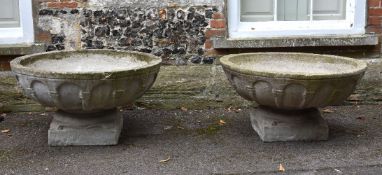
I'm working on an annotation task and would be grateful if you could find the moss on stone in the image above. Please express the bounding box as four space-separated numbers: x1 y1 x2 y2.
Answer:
0 150 11 162
0 75 45 113
196 123 223 135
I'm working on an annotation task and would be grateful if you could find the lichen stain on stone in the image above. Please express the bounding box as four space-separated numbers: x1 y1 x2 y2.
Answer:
38 9 82 52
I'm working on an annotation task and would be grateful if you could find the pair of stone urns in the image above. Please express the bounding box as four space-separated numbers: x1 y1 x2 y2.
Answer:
10 50 367 146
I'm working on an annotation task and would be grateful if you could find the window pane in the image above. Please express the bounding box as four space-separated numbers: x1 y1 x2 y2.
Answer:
0 0 20 28
313 0 346 20
278 0 310 21
239 0 346 22
240 0 274 22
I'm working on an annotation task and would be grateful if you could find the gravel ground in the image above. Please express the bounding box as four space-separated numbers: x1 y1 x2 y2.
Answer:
0 105 382 175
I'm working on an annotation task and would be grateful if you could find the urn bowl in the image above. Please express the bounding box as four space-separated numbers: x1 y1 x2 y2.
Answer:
220 52 367 110
10 50 161 113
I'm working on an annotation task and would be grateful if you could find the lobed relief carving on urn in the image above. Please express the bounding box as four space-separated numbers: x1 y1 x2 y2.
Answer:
225 71 363 110
220 52 367 142
11 50 161 146
17 73 157 113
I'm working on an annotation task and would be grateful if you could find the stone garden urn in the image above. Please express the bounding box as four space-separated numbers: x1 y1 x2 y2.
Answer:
220 52 367 142
10 50 161 146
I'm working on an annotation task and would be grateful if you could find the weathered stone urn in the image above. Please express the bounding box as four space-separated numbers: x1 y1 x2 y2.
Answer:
220 52 367 142
10 50 161 146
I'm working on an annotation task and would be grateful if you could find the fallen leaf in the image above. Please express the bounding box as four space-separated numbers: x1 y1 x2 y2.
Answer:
159 156 171 163
177 126 185 130
218 119 226 126
322 109 334 113
164 126 173 130
334 168 342 174
180 107 188 112
1 129 10 133
279 164 285 172
234 108 242 113
226 106 232 112
1 113 6 117
137 107 145 110
348 94 360 101
356 116 366 120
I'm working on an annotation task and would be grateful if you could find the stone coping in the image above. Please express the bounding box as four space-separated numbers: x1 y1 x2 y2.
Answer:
220 52 368 79
10 50 162 80
0 43 46 55
212 34 379 49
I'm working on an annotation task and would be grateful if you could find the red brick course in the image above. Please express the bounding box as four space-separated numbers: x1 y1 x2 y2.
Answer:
36 32 52 43
212 12 224 19
37 0 58 2
204 39 213 50
368 16 382 26
369 0 382 7
205 29 226 39
367 0 382 43
368 8 382 16
210 20 226 29
47 2 78 9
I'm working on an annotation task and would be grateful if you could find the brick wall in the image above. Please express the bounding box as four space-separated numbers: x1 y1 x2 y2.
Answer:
367 0 382 54
203 0 382 58
204 12 226 56
0 56 14 71
368 0 382 32
30 0 382 66
34 0 223 64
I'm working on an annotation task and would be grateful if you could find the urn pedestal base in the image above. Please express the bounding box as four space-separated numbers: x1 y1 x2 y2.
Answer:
48 109 123 146
250 106 328 142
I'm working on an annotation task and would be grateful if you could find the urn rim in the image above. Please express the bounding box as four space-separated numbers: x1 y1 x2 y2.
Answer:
10 49 162 80
220 52 367 79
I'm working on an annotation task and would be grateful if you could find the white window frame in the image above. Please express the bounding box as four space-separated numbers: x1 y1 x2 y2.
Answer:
0 0 34 44
228 0 366 39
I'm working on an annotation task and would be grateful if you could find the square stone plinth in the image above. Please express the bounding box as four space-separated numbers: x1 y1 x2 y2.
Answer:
250 107 328 142
48 109 123 146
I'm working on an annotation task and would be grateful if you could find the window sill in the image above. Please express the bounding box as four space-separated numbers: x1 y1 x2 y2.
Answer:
0 43 46 55
212 34 378 49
